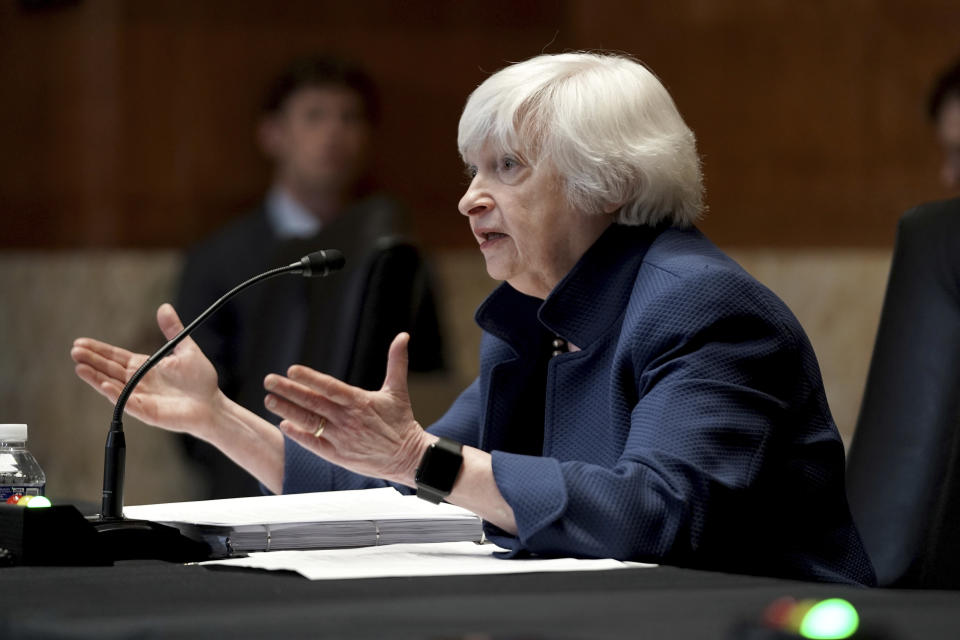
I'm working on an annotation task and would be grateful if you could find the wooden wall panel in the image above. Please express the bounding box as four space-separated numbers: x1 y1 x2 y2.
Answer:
570 0 960 247
0 0 957 250
1 0 574 249
0 1 123 246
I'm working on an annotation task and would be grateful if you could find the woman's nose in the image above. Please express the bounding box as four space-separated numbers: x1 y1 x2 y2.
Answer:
458 182 491 217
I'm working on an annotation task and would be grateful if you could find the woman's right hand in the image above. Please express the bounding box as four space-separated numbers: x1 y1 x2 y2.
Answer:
70 303 223 439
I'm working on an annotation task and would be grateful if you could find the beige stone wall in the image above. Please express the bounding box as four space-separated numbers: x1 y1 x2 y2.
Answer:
727 248 892 446
0 247 890 507
0 251 202 507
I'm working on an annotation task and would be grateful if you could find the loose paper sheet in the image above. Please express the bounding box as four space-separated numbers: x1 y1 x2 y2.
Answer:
201 541 655 580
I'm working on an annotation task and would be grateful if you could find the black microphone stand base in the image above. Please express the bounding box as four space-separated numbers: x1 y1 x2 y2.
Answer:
0 504 210 566
91 516 211 563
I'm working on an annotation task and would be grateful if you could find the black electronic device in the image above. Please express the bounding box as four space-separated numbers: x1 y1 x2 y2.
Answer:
0 504 107 566
414 437 464 504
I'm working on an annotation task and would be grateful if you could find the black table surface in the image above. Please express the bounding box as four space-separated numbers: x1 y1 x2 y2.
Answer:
2 559 960 639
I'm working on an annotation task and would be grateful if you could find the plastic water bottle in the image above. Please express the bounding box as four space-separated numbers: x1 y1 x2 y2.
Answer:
0 424 46 502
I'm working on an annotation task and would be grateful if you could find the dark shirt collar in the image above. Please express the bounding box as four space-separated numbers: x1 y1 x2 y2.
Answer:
475 223 662 353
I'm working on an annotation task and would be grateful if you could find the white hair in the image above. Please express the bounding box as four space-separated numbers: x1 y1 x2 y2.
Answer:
457 52 704 226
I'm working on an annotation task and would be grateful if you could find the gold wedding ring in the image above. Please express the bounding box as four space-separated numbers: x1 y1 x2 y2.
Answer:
313 417 326 438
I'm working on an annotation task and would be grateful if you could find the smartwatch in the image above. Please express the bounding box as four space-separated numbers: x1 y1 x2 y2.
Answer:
414 437 464 504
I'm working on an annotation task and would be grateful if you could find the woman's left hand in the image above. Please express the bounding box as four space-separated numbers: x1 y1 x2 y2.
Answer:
263 332 434 486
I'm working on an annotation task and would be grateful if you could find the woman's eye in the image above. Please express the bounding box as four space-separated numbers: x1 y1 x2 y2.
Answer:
465 166 478 179
501 157 517 170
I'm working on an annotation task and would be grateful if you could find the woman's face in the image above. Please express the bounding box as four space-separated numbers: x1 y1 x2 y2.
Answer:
458 144 613 299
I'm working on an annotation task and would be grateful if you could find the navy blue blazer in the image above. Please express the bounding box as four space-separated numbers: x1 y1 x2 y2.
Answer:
284 224 876 585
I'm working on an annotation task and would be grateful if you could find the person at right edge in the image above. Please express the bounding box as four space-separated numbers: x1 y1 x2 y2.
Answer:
929 54 960 191
74 52 874 585
843 55 960 587
175 55 446 498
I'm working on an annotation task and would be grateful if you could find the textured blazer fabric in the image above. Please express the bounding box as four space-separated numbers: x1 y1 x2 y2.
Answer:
283 224 875 585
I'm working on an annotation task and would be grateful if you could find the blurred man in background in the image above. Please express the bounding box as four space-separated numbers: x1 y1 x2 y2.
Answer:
929 55 960 191
176 55 445 498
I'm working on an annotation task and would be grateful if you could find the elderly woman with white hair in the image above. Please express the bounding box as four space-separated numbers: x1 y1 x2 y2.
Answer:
72 52 875 585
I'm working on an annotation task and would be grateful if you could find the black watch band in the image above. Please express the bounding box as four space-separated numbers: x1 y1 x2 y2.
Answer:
414 437 464 504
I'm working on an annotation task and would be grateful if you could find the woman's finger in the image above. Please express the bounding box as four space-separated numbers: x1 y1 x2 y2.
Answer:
157 303 211 359
381 332 410 394
74 363 124 403
70 345 132 383
279 419 338 457
264 374 348 419
264 390 344 435
156 303 186 340
284 365 358 406
72 337 139 368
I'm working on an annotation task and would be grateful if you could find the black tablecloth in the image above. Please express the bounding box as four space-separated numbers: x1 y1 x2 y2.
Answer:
2 560 960 639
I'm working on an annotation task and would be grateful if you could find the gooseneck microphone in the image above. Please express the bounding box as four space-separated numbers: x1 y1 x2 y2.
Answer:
91 249 345 560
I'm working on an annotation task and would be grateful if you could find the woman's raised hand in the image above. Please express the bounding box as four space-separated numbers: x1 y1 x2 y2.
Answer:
71 303 224 439
263 332 433 486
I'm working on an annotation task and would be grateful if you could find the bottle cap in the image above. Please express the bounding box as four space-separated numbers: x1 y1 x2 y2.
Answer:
0 424 28 441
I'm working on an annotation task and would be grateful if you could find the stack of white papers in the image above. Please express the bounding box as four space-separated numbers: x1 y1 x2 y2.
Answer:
124 487 483 558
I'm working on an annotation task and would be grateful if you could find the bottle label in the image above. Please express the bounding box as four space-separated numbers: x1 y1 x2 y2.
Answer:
1 485 45 501
0 453 18 473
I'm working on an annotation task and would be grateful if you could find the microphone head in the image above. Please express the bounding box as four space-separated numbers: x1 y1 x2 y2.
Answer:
300 249 345 278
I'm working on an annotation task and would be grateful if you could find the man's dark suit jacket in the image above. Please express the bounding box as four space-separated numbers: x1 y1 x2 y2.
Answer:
176 195 445 498
847 197 960 588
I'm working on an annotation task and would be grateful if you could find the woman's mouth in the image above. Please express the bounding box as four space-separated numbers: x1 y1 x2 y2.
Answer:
479 231 508 249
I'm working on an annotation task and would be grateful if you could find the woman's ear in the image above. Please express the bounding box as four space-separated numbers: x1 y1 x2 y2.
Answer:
601 200 624 215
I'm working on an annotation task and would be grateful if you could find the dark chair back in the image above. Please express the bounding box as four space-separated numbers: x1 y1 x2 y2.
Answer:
846 198 960 588
331 236 445 391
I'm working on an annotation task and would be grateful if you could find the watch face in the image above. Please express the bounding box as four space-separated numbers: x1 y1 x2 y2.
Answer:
416 441 463 494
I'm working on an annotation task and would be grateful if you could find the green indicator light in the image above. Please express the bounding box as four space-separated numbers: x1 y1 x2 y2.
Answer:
24 496 52 508
799 598 859 639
